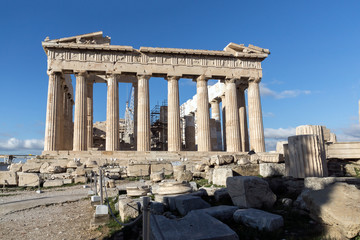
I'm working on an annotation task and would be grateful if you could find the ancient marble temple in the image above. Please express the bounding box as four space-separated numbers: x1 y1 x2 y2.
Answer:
42 31 270 154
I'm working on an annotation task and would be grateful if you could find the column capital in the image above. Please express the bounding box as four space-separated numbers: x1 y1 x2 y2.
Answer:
210 97 221 104
165 75 180 81
237 84 248 91
194 75 210 82
74 71 88 77
47 70 62 76
248 77 262 83
225 78 239 84
137 74 151 80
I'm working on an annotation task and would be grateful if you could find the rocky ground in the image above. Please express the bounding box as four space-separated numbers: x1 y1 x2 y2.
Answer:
0 185 106 240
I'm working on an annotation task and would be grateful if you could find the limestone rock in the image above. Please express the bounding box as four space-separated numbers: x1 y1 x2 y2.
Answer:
232 164 259 176
151 172 164 182
344 163 360 177
175 170 193 182
150 211 239 240
84 160 98 168
22 162 42 173
9 163 23 172
18 172 40 187
192 205 238 222
168 195 211 215
47 165 66 173
234 154 252 164
126 186 150 197
127 163 150 177
226 176 276 209
67 160 81 168
74 176 87 183
233 208 284 231
251 153 284 163
43 179 64 187
214 188 231 202
151 162 173 175
0 171 18 185
212 167 233 186
259 163 285 177
276 141 287 154
74 166 86 176
195 163 207 172
302 183 360 239
304 177 337 190
118 198 140 221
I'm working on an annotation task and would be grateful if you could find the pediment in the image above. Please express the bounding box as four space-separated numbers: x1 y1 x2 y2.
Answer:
44 31 111 45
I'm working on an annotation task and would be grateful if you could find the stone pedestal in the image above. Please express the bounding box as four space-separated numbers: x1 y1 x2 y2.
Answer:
225 79 241 152
87 81 94 149
196 76 211 152
288 135 328 178
248 78 265 152
44 72 62 151
167 76 181 151
137 75 151 151
106 75 119 151
73 72 87 151
237 85 249 152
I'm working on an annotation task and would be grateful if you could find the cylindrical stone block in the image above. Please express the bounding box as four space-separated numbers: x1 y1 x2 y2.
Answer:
137 75 151 151
225 79 241 152
73 72 88 151
248 78 265 152
288 135 328 178
296 125 326 162
167 76 181 152
106 75 119 151
196 76 211 151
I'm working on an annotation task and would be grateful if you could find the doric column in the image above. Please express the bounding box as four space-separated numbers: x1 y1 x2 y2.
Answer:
220 94 226 151
106 75 119 151
73 71 87 151
44 72 62 151
210 98 222 151
237 84 249 152
167 76 181 152
195 75 211 151
225 78 241 152
87 80 94 150
248 77 265 152
63 93 71 150
133 82 138 150
137 74 151 151
56 80 65 150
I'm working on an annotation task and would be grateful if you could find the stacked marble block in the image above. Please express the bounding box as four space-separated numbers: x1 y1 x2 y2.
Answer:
281 125 331 178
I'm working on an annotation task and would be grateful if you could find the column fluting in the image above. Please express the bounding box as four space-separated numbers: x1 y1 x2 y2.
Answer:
225 78 241 152
73 72 88 151
137 75 151 151
167 76 181 152
106 75 119 151
196 75 211 151
87 81 94 150
248 77 265 152
220 94 226 151
237 84 250 152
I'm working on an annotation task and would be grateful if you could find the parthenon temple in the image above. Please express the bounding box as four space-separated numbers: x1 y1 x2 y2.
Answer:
42 31 270 156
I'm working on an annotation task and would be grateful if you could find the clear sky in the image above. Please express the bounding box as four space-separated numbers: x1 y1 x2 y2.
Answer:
1 0 360 155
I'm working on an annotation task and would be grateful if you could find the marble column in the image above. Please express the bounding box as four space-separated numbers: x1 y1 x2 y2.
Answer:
167 76 181 152
44 72 62 151
184 113 196 150
196 75 211 151
220 94 226 151
56 81 65 150
106 75 119 151
87 81 94 150
225 78 241 152
210 98 222 151
248 77 265 152
64 93 72 150
137 74 151 151
237 85 250 152
133 82 138 150
73 72 87 151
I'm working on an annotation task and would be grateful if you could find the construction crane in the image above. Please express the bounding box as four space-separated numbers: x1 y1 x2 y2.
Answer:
124 84 135 140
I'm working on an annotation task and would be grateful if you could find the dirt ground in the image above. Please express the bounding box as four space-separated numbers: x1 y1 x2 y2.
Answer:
0 185 108 240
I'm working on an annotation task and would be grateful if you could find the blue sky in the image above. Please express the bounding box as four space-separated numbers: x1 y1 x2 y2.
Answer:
0 0 360 154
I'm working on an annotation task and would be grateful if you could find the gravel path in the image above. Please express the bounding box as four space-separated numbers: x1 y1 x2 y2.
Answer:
0 186 105 240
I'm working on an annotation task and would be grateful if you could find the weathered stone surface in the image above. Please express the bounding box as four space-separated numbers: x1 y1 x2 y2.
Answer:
304 177 337 190
195 163 207 172
234 154 252 164
43 179 64 187
127 164 150 177
157 181 192 196
40 162 50 173
0 171 18 185
168 195 211 215
288 135 328 178
212 167 233 186
18 172 40 187
192 205 238 222
276 141 287 154
118 198 140 221
175 170 193 182
226 176 276 209
150 201 164 215
9 163 23 172
74 176 87 183
84 159 98 168
74 166 86 176
214 188 231 202
303 183 360 239
151 162 173 175
250 153 284 163
344 163 360 177
233 208 284 231
193 171 206 178
66 160 80 168
151 172 164 182
150 211 239 240
22 162 42 173
47 165 66 173
232 164 259 176
126 186 150 197
205 168 214 181
259 163 285 177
